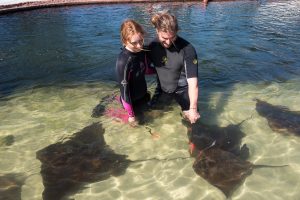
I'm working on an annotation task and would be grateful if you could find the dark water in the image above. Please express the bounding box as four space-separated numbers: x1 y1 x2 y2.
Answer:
0 0 299 99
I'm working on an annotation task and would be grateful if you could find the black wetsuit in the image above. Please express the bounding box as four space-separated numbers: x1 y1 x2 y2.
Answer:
116 48 152 117
148 36 199 111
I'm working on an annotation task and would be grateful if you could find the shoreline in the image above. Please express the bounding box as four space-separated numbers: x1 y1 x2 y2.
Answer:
0 0 201 14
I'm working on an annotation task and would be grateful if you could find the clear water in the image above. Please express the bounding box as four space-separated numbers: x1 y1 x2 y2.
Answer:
0 0 300 199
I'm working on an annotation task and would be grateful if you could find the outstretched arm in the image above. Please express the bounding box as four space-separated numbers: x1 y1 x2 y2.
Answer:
183 42 200 123
187 77 200 123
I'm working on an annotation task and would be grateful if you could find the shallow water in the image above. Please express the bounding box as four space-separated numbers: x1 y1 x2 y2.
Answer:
0 0 300 199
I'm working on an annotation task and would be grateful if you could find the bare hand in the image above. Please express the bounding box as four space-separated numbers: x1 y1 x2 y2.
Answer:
128 116 138 127
128 116 136 123
187 109 200 124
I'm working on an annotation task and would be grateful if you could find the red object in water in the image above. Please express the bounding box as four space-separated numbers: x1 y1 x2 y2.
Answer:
104 107 128 123
189 142 195 155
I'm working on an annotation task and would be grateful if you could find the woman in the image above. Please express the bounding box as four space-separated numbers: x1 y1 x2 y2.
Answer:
148 12 200 124
116 19 154 125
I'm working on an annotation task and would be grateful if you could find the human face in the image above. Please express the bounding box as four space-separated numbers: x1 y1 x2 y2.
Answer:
157 30 177 48
126 33 144 53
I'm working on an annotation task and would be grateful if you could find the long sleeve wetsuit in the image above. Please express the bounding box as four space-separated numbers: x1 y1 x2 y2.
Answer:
116 48 154 118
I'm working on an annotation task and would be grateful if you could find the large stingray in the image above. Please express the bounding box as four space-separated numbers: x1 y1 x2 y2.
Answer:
188 121 249 160
193 147 287 198
36 122 191 199
36 123 131 200
0 173 26 200
255 99 300 136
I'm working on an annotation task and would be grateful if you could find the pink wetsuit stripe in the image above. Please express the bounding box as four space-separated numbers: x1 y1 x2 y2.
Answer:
121 97 134 117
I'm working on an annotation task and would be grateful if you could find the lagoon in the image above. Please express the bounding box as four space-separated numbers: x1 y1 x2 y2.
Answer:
0 0 300 199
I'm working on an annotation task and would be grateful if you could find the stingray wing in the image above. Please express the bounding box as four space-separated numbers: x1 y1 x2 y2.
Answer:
193 148 253 197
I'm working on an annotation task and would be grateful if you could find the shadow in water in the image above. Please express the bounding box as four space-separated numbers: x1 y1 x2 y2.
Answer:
36 123 131 200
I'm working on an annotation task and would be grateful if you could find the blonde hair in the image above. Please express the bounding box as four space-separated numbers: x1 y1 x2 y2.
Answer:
120 19 145 45
151 11 178 34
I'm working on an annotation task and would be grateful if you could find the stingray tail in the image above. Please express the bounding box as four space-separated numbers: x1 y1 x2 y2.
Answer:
237 114 254 127
254 164 289 169
130 156 192 164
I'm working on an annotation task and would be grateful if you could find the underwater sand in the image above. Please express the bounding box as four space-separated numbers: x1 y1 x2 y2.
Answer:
1 80 300 199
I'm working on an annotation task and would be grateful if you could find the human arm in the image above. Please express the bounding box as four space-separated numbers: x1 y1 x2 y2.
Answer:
184 42 200 123
187 77 200 123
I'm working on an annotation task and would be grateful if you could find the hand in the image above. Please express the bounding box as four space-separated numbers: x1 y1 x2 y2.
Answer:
128 116 138 127
128 116 136 123
188 109 200 124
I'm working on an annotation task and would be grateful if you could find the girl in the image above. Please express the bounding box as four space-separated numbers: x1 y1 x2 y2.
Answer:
116 19 154 125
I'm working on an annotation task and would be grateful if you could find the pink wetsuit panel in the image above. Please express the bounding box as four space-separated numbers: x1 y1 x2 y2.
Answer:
121 97 134 117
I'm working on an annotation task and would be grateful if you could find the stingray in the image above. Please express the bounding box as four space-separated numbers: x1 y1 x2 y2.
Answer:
36 123 131 200
255 99 300 136
193 147 287 198
0 173 26 200
36 122 191 199
188 121 249 160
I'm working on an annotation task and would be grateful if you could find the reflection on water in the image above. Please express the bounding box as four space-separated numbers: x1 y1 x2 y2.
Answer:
0 0 300 199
